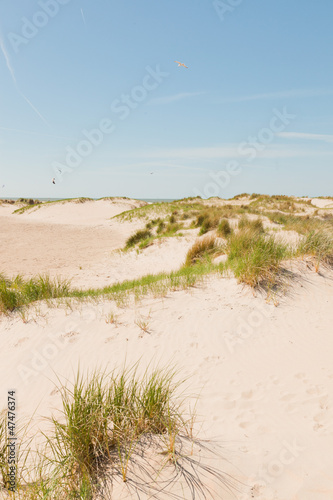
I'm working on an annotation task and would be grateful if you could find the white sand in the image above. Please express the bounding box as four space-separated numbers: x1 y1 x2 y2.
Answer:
310 198 333 209
1 198 333 499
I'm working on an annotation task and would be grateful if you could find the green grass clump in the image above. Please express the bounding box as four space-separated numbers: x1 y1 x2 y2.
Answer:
145 218 163 230
0 280 20 313
138 237 154 249
0 367 237 498
198 220 212 235
185 236 219 267
125 229 152 248
45 367 184 493
226 229 288 288
217 219 232 238
0 275 70 314
115 200 204 223
0 262 226 315
156 220 166 233
162 222 182 236
195 210 221 235
238 215 264 233
232 193 250 200
16 198 40 205
297 230 333 268
267 212 332 235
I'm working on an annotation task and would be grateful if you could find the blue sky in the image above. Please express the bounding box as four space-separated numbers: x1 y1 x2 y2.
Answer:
0 0 332 200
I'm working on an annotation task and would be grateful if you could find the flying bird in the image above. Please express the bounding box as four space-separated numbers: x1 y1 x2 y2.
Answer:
175 61 188 68
52 178 56 185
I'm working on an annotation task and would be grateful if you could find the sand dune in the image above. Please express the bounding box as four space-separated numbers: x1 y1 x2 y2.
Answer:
1 267 333 499
1 197 333 499
310 198 333 209
0 199 149 286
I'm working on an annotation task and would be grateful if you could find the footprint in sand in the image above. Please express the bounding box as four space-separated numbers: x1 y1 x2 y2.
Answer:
286 401 300 414
280 393 296 402
221 399 237 410
312 396 333 434
62 331 80 343
239 421 253 429
313 411 331 433
105 335 118 343
306 385 326 397
14 337 29 347
269 375 280 385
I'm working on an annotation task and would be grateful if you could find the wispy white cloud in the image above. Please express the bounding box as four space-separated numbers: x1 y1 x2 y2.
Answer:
126 145 333 161
117 161 208 172
0 30 17 84
219 88 333 103
149 91 205 105
80 8 86 25
87 161 209 176
0 126 74 140
0 29 50 126
142 146 239 159
277 132 333 143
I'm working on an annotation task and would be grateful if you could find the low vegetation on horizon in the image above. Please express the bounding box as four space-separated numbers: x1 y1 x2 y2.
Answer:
0 194 333 314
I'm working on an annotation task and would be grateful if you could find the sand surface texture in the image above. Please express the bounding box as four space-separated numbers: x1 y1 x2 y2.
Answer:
1 197 333 499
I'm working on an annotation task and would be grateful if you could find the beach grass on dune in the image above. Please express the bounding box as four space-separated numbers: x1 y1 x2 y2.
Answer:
1 228 333 314
125 228 152 248
225 228 289 288
71 261 224 302
12 197 96 215
43 366 185 497
0 275 71 314
1 195 333 314
184 235 221 267
266 212 333 233
124 219 184 251
217 218 232 238
297 230 333 267
0 366 234 499
0 366 184 497
114 199 204 222
0 262 225 314
238 215 264 233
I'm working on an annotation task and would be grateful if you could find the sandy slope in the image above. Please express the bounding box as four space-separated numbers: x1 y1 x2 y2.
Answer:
0 199 199 288
0 266 332 499
0 199 151 286
310 198 333 209
1 198 333 499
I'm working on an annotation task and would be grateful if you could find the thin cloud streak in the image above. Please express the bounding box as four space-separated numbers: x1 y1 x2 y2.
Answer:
0 126 74 141
0 30 17 84
126 145 333 161
149 91 205 105
80 9 86 25
0 30 50 126
277 132 333 143
219 88 333 103
118 161 208 172
87 161 209 175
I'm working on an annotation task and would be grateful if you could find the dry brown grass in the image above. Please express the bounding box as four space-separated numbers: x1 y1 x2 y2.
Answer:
185 236 219 266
